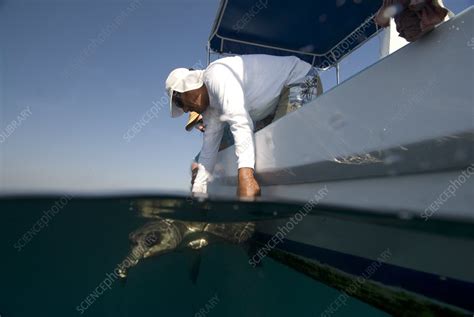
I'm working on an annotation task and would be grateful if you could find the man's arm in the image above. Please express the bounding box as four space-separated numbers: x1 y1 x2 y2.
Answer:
205 63 261 197
191 110 224 194
191 161 199 186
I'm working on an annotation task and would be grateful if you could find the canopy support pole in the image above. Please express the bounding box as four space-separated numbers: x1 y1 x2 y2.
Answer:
330 51 341 84
206 42 211 66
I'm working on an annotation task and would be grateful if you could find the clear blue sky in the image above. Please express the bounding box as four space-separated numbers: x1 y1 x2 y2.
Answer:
0 0 471 194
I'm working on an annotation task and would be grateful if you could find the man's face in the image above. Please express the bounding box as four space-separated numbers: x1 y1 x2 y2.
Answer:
173 86 209 114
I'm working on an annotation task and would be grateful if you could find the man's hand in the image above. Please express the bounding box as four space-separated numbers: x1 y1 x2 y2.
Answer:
237 168 261 198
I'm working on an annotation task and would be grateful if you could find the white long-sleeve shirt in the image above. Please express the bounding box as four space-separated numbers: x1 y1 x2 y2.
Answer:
192 54 312 193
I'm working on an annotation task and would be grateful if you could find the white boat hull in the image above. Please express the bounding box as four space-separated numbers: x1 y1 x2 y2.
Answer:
208 7 474 314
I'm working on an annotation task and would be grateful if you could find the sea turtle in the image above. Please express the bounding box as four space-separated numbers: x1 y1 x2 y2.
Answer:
117 218 255 281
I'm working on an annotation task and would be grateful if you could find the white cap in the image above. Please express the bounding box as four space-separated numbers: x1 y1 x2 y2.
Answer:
165 68 204 118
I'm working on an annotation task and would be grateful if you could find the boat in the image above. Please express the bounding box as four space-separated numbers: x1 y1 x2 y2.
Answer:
204 1 474 315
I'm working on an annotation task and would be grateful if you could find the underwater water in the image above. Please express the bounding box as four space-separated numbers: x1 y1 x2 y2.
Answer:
0 196 389 317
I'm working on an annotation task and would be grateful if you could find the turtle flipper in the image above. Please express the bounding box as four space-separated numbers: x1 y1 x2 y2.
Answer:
189 251 202 285
117 264 133 286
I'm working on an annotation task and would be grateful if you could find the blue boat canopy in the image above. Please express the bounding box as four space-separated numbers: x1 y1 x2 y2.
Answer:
209 0 383 69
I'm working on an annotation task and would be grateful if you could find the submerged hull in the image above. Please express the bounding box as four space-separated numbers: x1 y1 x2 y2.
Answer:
208 7 474 315
256 213 474 315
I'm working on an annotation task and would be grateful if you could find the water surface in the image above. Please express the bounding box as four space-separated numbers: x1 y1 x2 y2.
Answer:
0 196 389 317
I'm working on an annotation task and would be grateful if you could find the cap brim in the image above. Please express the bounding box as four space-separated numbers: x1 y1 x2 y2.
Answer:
185 112 201 131
169 90 184 118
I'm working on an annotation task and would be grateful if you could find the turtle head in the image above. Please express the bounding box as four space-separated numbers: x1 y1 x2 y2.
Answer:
118 220 182 279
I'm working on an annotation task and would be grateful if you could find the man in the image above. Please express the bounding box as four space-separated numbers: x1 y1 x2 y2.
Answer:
166 54 315 197
185 111 205 133
375 0 451 43
186 112 205 187
186 112 231 185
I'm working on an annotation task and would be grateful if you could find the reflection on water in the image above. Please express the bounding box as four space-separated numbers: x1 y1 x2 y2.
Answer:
0 196 388 317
